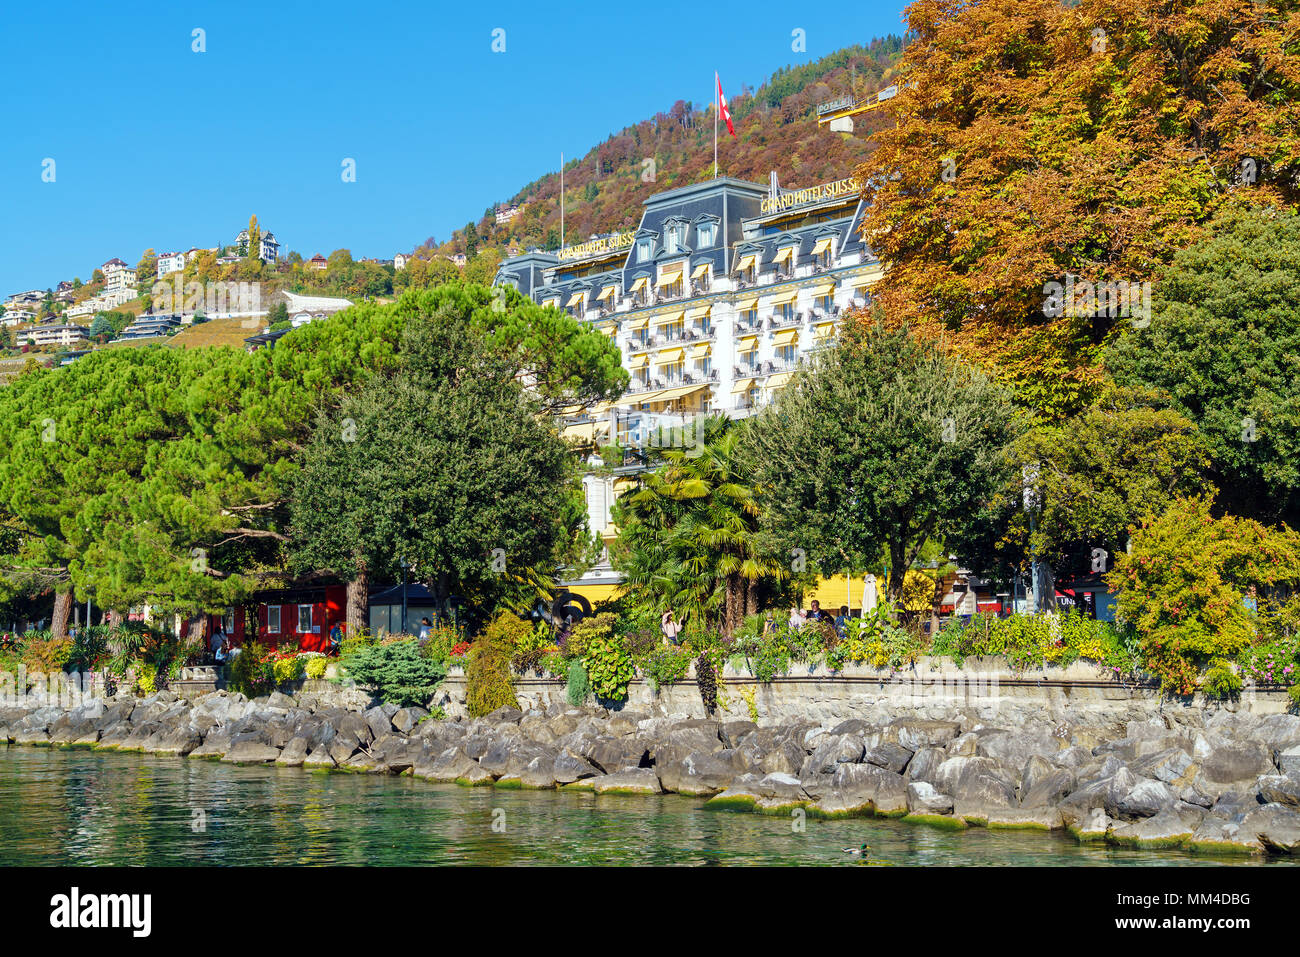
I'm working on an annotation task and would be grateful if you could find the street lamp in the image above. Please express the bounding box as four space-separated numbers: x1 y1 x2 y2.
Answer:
399 557 409 635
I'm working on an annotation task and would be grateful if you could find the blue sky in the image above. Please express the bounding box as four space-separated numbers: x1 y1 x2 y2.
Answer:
1 0 908 296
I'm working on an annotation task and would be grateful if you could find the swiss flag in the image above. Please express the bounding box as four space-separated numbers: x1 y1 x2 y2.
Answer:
717 72 735 137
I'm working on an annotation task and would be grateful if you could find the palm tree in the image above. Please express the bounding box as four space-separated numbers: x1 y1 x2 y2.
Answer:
612 416 783 635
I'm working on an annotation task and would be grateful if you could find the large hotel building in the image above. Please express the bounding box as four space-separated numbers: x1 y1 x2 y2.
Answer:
493 173 881 609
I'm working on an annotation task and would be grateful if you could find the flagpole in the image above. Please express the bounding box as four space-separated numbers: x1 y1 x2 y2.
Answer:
713 72 719 180
560 152 565 249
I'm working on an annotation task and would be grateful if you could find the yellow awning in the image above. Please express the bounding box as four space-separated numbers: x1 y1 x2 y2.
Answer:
688 344 711 358
657 348 685 363
767 289 798 306
627 315 649 331
737 335 759 349
598 323 617 337
734 296 758 312
735 253 757 271
774 245 795 264
629 276 650 293
544 299 560 309
686 304 711 321
772 328 799 346
655 310 684 326
690 262 710 279
731 377 756 394
627 353 649 369
566 291 585 307
809 281 836 297
597 284 617 301
562 422 597 442
656 266 684 288
812 236 834 255
615 390 662 406
815 321 836 339
648 383 707 403
767 372 794 389
589 401 612 415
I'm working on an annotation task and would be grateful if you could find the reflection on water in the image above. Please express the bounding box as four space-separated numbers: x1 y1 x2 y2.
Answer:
0 747 1290 866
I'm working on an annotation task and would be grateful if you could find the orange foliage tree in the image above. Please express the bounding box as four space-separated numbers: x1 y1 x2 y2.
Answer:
855 0 1300 419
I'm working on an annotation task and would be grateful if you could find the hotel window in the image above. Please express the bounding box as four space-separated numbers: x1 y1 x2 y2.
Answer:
777 344 797 365
637 240 652 263
298 604 313 633
664 223 687 255
697 223 717 248
740 348 757 371
740 307 757 329
662 317 684 340
818 294 833 312
663 361 684 381
267 605 281 633
777 301 794 321
696 356 712 377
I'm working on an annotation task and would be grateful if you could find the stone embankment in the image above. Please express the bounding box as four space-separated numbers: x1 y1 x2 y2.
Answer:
3 688 1300 855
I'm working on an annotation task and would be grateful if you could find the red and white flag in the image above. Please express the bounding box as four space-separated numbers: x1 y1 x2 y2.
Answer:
717 72 735 137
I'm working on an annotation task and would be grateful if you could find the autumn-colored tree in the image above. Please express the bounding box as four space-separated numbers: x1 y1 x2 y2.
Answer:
856 0 1300 418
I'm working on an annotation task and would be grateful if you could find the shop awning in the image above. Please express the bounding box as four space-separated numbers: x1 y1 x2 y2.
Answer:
690 262 711 280
774 245 795 264
648 383 708 404
562 422 599 442
688 343 711 359
766 372 794 389
734 296 758 312
629 276 650 293
731 377 756 394
686 304 711 321
766 289 798 306
811 236 835 255
597 284 618 301
566 291 585 307
626 315 649 331
656 265 684 288
657 348 685 363
772 329 799 346
735 253 757 272
809 281 836 297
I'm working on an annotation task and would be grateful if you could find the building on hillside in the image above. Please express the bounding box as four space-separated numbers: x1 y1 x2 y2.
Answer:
495 204 521 225
281 291 353 327
5 290 45 306
493 172 882 610
307 254 328 271
28 323 89 347
236 228 280 262
394 253 409 271
156 251 186 276
104 266 137 294
66 286 138 318
2 308 38 327
55 281 73 293
115 314 183 340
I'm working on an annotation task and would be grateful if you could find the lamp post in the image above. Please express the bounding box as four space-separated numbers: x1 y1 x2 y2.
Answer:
1022 463 1043 614
400 557 409 635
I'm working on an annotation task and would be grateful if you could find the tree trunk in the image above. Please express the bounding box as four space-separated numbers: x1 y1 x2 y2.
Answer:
51 589 73 639
347 560 369 637
183 615 206 660
745 579 758 618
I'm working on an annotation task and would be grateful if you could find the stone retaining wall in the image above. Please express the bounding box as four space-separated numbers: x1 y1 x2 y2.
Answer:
435 656 1293 723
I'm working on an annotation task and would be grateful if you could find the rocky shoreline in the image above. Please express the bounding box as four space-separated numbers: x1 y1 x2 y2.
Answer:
3 688 1300 856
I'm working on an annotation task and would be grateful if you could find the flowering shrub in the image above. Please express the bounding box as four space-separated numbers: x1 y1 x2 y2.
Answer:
1239 638 1299 688
582 633 635 702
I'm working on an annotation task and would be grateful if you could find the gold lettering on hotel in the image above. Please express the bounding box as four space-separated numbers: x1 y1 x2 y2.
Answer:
558 231 637 261
760 177 862 215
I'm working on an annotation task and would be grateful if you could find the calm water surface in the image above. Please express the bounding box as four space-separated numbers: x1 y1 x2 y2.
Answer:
1 747 1291 866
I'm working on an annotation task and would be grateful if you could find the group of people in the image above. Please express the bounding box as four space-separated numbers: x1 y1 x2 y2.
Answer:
658 599 856 645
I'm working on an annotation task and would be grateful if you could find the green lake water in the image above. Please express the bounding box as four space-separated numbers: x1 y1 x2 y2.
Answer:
1 746 1292 866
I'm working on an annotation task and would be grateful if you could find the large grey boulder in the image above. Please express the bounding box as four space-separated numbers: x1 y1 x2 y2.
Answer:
414 747 477 783
889 719 961 752
1277 745 1300 778
1194 739 1273 789
581 736 650 773
222 741 282 764
276 736 310 767
1020 755 1076 808
594 768 663 795
932 756 1017 816
907 781 954 816
553 749 601 785
864 741 913 774
1257 774 1300 808
656 750 735 796
1130 747 1195 786
801 734 865 776
811 763 908 817
146 725 201 757
187 732 230 760
363 707 394 742
976 728 1062 770
391 707 428 735
1110 803 1204 847
904 747 946 786
1115 778 1181 820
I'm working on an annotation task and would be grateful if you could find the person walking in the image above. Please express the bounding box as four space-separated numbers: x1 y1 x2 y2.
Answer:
418 616 433 641
661 610 681 645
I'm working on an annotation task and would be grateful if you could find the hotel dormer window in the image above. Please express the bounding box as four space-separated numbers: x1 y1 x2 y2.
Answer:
637 239 652 263
697 223 717 248
664 223 688 255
